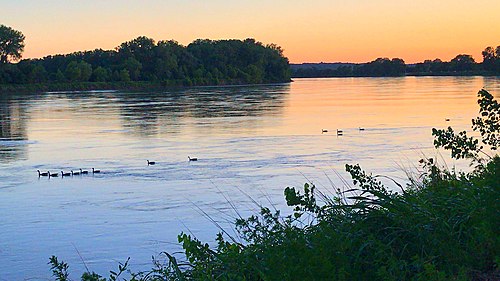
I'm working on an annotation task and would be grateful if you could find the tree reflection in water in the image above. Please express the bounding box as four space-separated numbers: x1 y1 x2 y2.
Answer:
0 96 29 163
116 84 290 137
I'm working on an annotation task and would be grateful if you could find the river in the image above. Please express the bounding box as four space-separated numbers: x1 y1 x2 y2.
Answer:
0 77 499 279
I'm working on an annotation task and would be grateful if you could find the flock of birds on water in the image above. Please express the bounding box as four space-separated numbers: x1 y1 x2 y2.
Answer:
35 128 364 178
36 156 198 178
37 119 452 178
322 127 365 136
323 117 451 136
37 168 100 178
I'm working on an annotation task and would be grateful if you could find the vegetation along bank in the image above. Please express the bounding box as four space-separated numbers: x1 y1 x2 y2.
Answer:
0 24 291 92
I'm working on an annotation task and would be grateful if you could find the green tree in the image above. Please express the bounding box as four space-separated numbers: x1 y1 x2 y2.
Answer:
118 69 131 82
0 24 25 63
55 69 66 82
64 61 92 82
64 61 80 81
122 57 142 80
92 66 109 82
78 61 92 82
29 64 48 83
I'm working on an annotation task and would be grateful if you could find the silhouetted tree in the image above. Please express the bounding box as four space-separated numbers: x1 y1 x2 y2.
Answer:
353 57 406 77
482 46 500 73
0 25 25 63
450 54 475 72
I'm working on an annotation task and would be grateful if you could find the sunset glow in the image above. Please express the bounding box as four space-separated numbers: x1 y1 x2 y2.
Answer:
3 0 499 63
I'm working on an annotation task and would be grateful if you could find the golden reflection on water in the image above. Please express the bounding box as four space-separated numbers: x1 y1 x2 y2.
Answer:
284 77 498 134
1 77 499 163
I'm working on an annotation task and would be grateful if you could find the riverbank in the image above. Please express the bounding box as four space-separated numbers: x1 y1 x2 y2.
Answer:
0 79 292 94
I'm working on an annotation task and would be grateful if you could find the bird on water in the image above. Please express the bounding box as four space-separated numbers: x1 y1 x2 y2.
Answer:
48 171 59 177
337 129 343 135
71 170 80 176
37 170 49 177
147 160 156 165
61 171 71 177
80 168 89 174
92 168 101 174
188 156 198 161
322 129 328 133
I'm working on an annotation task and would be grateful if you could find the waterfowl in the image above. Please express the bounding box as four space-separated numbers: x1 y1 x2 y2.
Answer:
359 127 365 131
445 118 451 122
322 129 328 133
92 168 101 174
61 171 71 177
71 170 80 176
80 168 89 175
147 160 156 165
336 129 343 135
188 156 198 161
37 170 49 177
48 171 59 177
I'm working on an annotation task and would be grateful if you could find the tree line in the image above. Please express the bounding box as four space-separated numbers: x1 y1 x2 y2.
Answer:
292 47 500 78
0 25 291 87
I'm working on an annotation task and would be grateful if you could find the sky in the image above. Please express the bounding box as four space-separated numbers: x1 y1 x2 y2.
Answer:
1 0 499 63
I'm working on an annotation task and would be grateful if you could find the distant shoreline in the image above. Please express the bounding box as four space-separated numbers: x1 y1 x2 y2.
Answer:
5 75 500 94
291 58 500 78
291 72 500 78
0 80 292 94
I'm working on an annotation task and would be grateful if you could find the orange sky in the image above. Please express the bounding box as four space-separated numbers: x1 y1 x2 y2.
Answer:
2 0 499 63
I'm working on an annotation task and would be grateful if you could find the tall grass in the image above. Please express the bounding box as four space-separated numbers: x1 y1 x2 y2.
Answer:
49 90 499 280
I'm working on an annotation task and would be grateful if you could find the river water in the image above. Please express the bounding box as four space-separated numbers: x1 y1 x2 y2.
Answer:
0 77 499 279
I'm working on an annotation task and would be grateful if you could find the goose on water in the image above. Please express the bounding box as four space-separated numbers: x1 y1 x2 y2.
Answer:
337 129 343 135
80 168 89 175
147 160 156 165
61 171 71 177
92 168 100 174
48 171 59 177
188 156 198 161
359 127 365 131
322 129 328 133
37 170 49 177
71 170 80 176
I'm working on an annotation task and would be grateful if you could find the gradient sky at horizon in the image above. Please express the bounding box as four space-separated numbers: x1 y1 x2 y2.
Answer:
2 0 499 63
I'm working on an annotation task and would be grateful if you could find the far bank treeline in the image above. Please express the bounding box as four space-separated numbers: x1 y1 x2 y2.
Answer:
0 36 291 89
292 46 500 78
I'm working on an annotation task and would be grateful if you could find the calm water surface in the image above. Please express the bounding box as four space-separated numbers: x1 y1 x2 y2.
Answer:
1 77 499 279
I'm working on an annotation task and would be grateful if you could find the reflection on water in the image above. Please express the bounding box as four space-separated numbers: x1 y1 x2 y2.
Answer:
0 96 30 162
116 85 288 136
0 77 499 280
